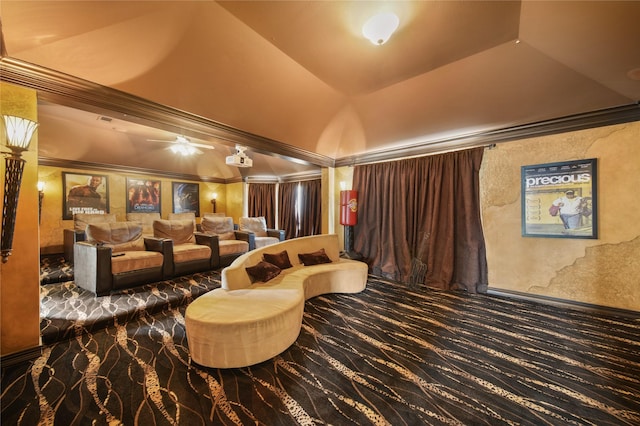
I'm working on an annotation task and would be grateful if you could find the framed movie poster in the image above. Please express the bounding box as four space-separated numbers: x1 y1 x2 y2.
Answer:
126 178 161 214
172 182 200 216
62 172 109 220
521 158 597 239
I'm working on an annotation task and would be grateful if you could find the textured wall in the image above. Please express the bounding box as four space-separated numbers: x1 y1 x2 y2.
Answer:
481 122 640 311
1 82 41 355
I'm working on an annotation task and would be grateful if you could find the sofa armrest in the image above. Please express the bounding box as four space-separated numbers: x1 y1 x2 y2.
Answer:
74 241 113 295
238 231 257 250
144 237 173 279
234 230 253 244
195 232 217 268
267 229 285 241
63 228 86 263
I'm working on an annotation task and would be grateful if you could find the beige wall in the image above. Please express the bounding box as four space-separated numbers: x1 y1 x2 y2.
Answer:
481 121 640 311
1 83 41 356
37 166 229 253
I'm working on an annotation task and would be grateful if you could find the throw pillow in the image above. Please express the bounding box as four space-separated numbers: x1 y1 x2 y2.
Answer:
263 250 293 269
246 261 281 283
298 248 332 266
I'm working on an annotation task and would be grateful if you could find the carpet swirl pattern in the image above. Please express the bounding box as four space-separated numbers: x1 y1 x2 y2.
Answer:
2 275 639 425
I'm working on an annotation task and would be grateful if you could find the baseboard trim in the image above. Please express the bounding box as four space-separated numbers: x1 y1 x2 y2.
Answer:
487 288 639 318
1 346 43 368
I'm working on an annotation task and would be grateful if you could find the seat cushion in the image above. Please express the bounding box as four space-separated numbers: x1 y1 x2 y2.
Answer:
153 219 195 244
111 250 164 274
255 236 280 249
239 217 268 237
172 243 212 263
201 216 235 240
74 213 116 232
85 222 145 252
219 240 249 256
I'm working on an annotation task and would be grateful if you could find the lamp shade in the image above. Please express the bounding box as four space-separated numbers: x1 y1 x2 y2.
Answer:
3 115 38 151
362 12 399 45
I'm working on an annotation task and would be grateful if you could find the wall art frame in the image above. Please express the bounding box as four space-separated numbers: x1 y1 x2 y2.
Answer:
172 182 200 216
521 158 597 239
126 178 161 214
62 172 110 220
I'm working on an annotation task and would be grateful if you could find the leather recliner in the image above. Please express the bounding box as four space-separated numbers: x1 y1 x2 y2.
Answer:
74 222 171 296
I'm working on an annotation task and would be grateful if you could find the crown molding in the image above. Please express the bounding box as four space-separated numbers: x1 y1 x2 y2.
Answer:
38 157 227 183
335 103 640 167
0 56 335 168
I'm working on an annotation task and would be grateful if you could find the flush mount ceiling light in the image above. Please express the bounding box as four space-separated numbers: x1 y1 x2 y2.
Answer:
362 12 399 45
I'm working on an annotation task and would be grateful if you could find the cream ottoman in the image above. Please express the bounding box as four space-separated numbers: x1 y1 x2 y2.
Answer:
185 283 304 368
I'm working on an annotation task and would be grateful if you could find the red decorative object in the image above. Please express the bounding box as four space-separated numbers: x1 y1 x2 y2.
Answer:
340 190 358 226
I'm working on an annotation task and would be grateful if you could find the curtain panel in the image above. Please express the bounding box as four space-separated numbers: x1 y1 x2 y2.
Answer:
278 180 322 239
352 147 488 293
279 182 298 240
298 179 321 237
248 183 276 228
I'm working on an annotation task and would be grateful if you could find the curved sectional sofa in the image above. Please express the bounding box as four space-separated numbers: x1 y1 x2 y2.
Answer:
185 233 368 368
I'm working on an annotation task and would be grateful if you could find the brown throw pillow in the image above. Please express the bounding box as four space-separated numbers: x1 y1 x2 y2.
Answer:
245 261 281 283
298 248 332 266
263 250 293 270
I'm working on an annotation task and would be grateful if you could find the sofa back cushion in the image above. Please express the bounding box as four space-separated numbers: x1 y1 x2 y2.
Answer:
85 222 144 252
167 212 196 231
126 212 161 236
74 213 116 232
239 216 268 237
153 219 195 245
201 216 235 240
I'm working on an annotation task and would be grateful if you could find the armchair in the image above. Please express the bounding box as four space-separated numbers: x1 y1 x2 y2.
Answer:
63 213 117 263
238 216 285 250
153 219 216 277
74 222 170 296
200 216 250 268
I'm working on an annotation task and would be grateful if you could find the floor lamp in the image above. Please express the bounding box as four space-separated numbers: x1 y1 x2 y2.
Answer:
2 115 39 263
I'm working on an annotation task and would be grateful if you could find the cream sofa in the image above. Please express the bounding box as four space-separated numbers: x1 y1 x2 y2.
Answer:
185 233 368 368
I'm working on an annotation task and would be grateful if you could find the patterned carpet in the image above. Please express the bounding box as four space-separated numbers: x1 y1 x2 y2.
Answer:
2 274 639 425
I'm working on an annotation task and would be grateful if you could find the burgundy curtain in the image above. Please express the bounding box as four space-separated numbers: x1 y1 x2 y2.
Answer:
278 180 321 239
248 183 276 228
298 179 321 237
352 147 488 293
279 182 298 239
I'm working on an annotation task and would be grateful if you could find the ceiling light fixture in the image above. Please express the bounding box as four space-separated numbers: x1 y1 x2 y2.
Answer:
362 12 399 45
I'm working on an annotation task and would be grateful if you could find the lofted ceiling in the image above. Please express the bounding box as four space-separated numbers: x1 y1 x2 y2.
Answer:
1 1 639 180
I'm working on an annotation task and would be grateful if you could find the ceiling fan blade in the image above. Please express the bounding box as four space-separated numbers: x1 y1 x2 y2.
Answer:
190 142 215 150
147 138 174 143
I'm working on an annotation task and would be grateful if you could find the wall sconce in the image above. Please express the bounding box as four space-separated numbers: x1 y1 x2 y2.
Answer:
362 12 399 45
211 193 217 213
1 115 39 263
38 181 45 224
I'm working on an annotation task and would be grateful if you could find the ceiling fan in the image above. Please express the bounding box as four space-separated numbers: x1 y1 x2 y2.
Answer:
147 135 214 156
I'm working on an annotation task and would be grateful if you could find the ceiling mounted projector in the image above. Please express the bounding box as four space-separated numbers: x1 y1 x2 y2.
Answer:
225 145 253 168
